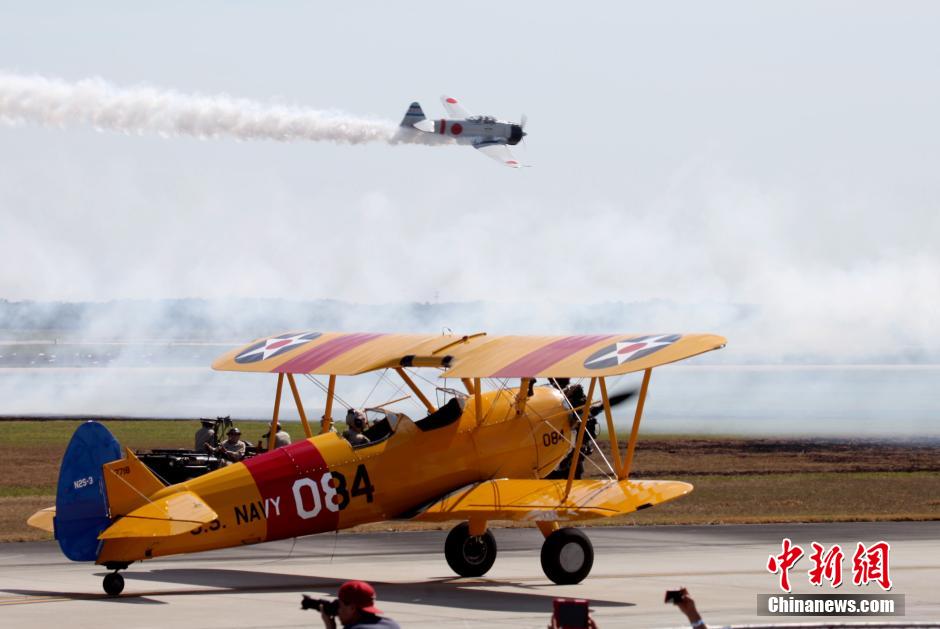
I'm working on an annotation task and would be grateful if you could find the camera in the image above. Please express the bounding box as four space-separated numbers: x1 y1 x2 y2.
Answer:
301 594 339 616
664 589 685 605
553 598 589 628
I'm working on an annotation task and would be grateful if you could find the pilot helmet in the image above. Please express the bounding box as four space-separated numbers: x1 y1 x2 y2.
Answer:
346 408 368 431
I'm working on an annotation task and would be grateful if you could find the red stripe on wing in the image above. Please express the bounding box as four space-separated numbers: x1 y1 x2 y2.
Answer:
275 333 385 373
492 335 615 378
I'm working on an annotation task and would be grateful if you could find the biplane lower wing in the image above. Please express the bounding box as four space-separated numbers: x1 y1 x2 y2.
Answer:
412 478 692 523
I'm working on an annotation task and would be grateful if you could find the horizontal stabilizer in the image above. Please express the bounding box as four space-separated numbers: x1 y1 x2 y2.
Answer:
27 506 56 533
98 490 217 540
413 478 692 523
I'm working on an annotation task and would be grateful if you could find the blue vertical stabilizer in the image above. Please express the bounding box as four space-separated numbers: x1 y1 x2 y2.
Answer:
54 421 122 561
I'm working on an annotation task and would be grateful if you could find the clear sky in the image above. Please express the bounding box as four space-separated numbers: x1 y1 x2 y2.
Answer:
1 2 938 361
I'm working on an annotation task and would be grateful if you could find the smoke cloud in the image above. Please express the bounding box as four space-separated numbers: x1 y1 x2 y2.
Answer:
0 71 440 145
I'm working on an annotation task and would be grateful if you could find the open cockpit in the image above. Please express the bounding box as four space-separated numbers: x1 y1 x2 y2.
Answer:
350 389 467 449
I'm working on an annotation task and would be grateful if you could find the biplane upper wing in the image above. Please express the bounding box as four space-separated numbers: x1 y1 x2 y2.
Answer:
212 331 726 377
212 332 490 375
412 478 693 523
441 333 726 378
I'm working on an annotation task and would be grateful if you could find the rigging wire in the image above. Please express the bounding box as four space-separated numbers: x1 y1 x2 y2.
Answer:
303 374 353 410
526 389 617 481
360 368 387 408
372 369 413 412
558 379 620 480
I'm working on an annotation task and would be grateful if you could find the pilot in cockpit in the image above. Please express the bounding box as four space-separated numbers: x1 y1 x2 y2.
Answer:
342 408 370 446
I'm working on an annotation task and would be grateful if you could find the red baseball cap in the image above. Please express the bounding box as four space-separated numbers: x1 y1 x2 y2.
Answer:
338 580 382 614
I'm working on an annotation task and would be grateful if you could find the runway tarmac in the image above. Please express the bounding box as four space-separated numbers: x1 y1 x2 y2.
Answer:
0 522 937 627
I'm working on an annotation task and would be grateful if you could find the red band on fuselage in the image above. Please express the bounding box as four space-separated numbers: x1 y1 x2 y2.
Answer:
440 119 446 135
242 439 338 540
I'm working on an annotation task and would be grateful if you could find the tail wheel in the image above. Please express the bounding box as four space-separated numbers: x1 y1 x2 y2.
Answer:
540 528 594 585
103 571 125 596
444 522 497 577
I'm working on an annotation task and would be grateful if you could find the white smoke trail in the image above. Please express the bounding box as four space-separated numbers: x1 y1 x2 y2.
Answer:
0 71 440 145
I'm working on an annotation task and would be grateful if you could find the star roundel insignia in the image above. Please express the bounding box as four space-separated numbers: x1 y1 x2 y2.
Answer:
235 331 322 364
582 334 682 370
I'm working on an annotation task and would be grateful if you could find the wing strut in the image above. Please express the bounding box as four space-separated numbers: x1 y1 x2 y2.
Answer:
599 377 622 474
320 375 337 434
474 378 483 426
287 374 313 438
270 372 285 451
395 368 436 414
514 378 532 415
619 368 652 479
564 377 597 499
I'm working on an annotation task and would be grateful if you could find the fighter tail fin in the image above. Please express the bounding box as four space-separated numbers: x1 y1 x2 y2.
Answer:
400 101 427 128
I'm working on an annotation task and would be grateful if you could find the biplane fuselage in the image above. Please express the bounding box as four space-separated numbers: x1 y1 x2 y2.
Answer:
96 386 573 564
34 330 726 594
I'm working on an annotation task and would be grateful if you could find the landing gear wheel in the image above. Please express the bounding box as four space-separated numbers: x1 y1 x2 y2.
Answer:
444 522 497 577
540 528 594 585
103 571 125 596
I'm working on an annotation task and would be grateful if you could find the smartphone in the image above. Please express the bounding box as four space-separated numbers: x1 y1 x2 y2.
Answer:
553 598 589 628
664 589 684 605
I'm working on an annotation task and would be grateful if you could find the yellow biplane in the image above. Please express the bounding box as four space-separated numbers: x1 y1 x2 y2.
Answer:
28 330 725 595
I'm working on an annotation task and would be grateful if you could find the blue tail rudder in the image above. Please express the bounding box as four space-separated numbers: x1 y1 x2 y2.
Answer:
54 421 122 561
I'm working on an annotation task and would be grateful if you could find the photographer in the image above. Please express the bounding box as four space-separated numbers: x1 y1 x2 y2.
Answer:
307 580 400 629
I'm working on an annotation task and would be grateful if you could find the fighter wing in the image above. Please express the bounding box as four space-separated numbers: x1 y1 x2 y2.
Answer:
412 478 692 523
213 332 726 377
474 142 523 168
440 95 471 119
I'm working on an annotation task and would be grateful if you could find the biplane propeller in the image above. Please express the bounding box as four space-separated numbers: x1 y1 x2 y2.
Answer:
29 330 725 595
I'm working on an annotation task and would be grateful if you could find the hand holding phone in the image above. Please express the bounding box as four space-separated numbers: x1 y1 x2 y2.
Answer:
665 588 685 605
